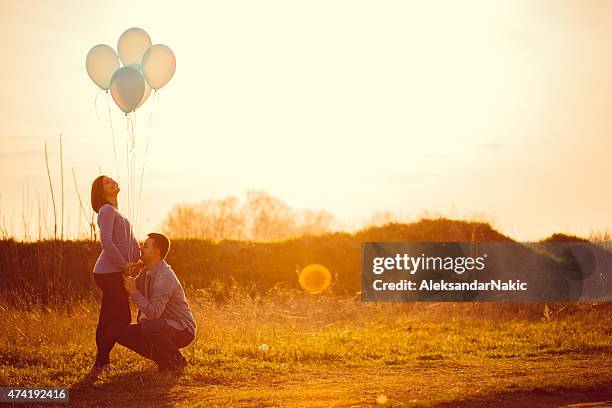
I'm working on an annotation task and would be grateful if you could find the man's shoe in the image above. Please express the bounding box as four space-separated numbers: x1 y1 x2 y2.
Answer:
158 355 188 373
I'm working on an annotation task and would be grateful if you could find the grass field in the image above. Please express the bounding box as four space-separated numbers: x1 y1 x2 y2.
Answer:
1 290 611 407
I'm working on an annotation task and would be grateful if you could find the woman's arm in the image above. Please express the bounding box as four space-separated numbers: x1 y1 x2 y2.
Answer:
98 204 129 269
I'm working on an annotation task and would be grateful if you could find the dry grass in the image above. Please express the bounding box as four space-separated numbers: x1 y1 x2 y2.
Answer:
0 289 611 407
1 219 610 406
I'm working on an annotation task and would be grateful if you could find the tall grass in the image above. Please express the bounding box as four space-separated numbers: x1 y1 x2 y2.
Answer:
1 217 608 307
0 219 498 302
44 141 58 241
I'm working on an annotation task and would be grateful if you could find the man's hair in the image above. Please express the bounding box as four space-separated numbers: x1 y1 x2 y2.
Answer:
91 175 112 213
147 232 170 259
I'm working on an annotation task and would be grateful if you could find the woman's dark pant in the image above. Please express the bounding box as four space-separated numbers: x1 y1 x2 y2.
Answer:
93 272 131 367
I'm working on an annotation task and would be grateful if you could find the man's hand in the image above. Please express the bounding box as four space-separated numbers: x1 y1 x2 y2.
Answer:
123 275 137 296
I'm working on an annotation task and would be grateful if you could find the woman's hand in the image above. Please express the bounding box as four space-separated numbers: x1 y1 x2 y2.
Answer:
122 262 141 276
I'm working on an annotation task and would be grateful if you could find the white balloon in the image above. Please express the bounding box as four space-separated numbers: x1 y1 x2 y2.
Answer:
117 27 152 66
85 44 119 90
110 66 145 114
142 44 176 90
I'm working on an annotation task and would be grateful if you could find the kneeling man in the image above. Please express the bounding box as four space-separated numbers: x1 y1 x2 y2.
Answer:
120 233 196 371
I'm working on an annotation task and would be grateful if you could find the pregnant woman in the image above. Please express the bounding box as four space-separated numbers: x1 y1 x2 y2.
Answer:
86 175 140 382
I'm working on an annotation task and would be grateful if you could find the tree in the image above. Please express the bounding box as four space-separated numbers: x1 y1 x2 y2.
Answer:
161 191 336 240
242 191 296 240
295 209 335 235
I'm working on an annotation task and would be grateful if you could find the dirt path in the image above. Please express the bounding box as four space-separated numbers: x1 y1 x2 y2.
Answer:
66 356 612 407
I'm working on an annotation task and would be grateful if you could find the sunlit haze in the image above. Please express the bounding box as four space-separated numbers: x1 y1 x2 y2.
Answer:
2 0 612 240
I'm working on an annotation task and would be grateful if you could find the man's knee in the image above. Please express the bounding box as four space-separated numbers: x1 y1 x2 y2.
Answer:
177 331 195 349
119 313 131 327
140 318 168 338
117 324 140 347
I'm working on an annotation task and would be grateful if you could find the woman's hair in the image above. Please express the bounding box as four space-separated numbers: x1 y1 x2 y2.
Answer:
91 175 112 213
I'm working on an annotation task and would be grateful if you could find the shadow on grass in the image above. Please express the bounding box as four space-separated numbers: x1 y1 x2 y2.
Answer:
434 382 612 408
69 368 180 408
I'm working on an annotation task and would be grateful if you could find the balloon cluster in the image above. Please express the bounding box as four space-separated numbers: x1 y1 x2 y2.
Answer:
86 27 176 114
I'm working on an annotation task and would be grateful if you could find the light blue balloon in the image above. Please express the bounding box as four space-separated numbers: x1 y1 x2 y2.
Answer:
109 66 145 114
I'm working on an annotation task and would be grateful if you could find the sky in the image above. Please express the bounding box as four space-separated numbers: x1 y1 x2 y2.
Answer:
1 0 612 241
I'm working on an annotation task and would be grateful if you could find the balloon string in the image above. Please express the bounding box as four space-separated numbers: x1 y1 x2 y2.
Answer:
94 90 104 121
133 109 137 137
106 91 120 184
134 90 157 232
126 113 136 152
149 90 157 127
125 113 137 263
123 114 131 248
132 111 137 240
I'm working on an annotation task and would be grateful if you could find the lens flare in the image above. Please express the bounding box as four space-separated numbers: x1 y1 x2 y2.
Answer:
376 394 388 405
298 264 332 294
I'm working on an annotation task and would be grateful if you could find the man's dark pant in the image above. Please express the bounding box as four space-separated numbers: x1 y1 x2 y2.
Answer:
117 318 194 370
